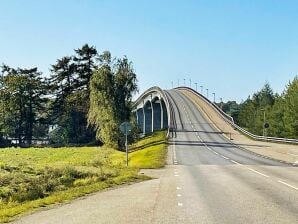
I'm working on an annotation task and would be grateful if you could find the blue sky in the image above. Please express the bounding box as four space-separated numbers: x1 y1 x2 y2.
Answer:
1 0 298 102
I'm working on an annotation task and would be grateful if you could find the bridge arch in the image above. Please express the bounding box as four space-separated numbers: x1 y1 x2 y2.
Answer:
133 87 171 136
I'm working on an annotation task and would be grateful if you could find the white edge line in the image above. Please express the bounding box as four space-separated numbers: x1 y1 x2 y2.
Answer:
278 180 298 190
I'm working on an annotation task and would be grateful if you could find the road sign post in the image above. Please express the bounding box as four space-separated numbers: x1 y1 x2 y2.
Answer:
120 122 132 166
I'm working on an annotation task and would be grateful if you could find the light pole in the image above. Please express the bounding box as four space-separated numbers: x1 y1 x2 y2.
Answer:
220 98 223 109
171 81 173 89
212 93 215 102
189 79 191 88
200 85 203 94
261 109 266 139
195 83 198 92
183 78 186 86
178 79 179 87
206 88 209 99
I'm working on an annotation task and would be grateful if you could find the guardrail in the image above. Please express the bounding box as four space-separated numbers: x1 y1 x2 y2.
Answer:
176 87 298 144
133 86 175 137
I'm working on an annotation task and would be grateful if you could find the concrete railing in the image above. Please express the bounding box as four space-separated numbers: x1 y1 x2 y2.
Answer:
133 86 175 137
176 87 298 144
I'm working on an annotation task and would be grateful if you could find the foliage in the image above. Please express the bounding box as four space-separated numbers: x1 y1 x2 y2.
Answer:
49 44 98 145
88 52 138 147
0 66 47 145
234 78 298 138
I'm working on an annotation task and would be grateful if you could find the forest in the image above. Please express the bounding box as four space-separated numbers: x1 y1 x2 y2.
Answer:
0 44 138 147
219 77 298 139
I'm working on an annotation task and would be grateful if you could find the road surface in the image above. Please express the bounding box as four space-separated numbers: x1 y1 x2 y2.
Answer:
12 89 298 224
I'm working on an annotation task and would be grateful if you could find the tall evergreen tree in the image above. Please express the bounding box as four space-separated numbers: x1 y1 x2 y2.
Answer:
0 65 47 145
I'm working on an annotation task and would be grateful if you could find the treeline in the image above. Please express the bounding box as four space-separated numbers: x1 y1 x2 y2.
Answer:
0 44 138 147
219 77 298 139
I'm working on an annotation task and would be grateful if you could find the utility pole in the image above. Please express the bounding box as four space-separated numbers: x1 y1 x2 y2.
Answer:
195 83 198 92
212 93 215 102
206 88 209 99
200 85 203 94
183 78 186 86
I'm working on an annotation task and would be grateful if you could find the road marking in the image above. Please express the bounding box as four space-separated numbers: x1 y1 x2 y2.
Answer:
278 180 298 191
247 168 269 178
231 160 242 165
178 203 183 207
174 174 179 177
176 187 181 190
221 155 229 160
177 194 182 197
213 151 219 155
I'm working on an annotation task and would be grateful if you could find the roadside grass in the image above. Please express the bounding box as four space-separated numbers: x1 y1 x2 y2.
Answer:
111 130 168 169
0 130 167 223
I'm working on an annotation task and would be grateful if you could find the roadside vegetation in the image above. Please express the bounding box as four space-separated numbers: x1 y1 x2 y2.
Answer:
0 130 167 223
218 76 298 139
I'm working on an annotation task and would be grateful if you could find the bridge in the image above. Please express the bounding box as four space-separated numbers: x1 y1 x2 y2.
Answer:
134 86 298 144
131 87 298 223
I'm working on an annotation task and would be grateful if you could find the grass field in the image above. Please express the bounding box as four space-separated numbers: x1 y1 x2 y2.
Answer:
0 130 167 223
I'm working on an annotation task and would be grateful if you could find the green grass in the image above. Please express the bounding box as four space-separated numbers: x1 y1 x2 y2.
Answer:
111 130 168 169
0 130 167 223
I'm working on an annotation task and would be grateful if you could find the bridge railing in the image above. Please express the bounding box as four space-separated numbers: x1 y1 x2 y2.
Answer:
176 87 298 144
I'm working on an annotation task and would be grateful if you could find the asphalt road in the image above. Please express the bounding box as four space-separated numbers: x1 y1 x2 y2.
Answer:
12 89 298 224
165 89 298 223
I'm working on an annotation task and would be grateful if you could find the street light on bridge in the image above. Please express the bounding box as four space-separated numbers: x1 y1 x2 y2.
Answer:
206 88 209 99
189 79 191 88
212 93 215 103
200 85 203 94
195 83 198 92
183 78 186 86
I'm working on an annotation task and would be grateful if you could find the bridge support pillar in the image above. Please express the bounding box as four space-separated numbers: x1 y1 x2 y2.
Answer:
136 108 144 134
144 101 153 134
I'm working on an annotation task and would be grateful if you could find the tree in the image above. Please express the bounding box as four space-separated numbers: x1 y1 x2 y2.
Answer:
283 76 298 138
48 44 98 144
88 52 138 147
0 65 47 145
73 44 98 90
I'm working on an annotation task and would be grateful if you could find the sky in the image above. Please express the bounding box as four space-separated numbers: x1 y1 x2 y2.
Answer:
1 0 298 102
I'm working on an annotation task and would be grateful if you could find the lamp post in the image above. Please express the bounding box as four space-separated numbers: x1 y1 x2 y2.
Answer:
183 78 186 86
206 88 209 99
178 79 179 86
195 83 198 92
212 93 215 103
200 85 203 94
171 81 173 89
261 109 266 139
189 79 191 88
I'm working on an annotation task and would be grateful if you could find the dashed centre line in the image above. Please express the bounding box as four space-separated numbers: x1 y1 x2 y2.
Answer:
221 155 229 160
177 101 298 192
247 168 269 178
